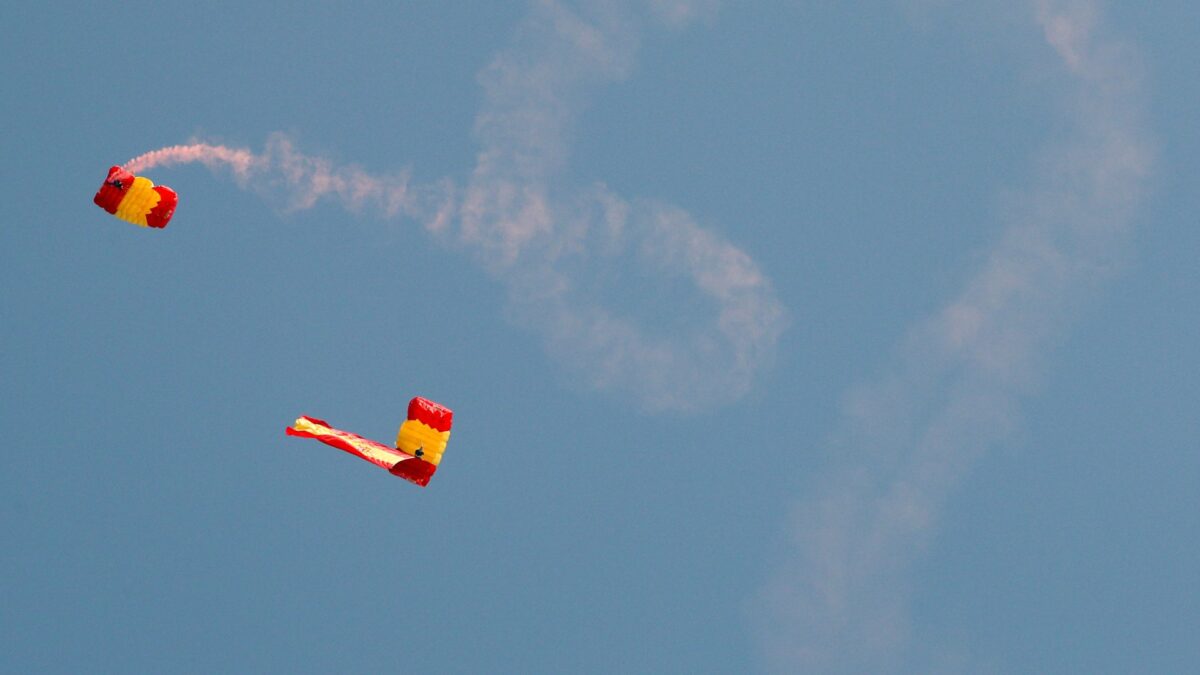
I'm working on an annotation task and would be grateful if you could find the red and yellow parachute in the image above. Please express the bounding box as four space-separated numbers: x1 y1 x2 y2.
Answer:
93 166 177 228
286 397 454 487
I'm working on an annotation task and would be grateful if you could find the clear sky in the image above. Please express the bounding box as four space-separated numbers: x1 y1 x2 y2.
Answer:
2 2 1197 673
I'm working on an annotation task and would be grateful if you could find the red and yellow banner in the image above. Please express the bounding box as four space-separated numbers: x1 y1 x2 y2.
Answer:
286 416 407 472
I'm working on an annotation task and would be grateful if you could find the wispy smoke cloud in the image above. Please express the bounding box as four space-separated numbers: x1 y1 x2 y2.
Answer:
758 1 1152 672
125 143 261 179
124 1 784 412
125 137 425 217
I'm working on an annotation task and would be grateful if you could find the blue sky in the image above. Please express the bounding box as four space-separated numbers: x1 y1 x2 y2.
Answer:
2 2 1197 673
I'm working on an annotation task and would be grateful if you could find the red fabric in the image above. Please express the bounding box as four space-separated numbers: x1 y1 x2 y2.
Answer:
408 397 453 432
146 185 177 228
389 457 437 487
93 166 134 214
285 417 407 471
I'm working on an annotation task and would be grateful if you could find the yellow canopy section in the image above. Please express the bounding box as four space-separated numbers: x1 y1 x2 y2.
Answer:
396 419 450 466
113 176 162 227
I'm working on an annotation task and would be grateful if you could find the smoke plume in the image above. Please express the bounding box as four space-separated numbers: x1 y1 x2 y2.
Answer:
757 1 1152 672
124 1 784 412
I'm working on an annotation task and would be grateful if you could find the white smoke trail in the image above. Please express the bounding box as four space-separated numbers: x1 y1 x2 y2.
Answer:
124 136 426 218
124 144 261 178
757 1 1152 672
122 1 784 412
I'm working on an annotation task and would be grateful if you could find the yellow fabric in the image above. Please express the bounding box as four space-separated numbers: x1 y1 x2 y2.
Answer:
114 176 161 227
292 417 398 469
396 420 450 465
291 417 327 436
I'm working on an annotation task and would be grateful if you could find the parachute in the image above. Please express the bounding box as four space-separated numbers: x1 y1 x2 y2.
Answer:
286 397 453 487
93 166 177 228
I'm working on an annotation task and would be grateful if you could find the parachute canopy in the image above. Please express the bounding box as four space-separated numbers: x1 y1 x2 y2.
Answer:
93 166 177 228
286 397 454 487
